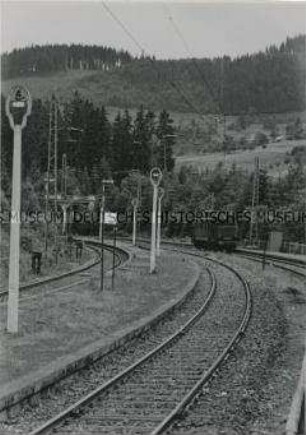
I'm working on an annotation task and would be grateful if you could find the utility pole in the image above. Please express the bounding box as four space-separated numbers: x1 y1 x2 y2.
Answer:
137 178 142 237
131 198 138 246
156 187 165 257
150 185 158 273
150 168 163 273
249 156 260 245
100 185 105 292
45 95 59 262
112 225 117 290
60 154 68 237
100 179 113 291
133 170 142 239
47 123 83 243
5 85 32 333
61 153 67 198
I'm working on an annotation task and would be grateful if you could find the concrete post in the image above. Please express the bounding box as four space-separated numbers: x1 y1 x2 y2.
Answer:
150 185 158 273
7 126 22 333
133 206 137 246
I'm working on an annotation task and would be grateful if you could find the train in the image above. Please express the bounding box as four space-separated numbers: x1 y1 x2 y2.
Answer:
191 222 237 252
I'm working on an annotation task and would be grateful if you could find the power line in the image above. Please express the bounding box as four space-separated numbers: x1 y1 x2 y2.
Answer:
162 3 227 161
163 3 223 115
162 3 226 154
100 1 205 118
101 2 144 54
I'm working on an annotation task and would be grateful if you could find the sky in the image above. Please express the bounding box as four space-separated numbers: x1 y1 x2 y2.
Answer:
1 1 306 59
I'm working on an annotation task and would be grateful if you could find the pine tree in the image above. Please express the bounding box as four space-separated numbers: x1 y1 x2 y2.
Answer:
63 91 85 170
258 169 269 205
133 106 151 174
156 110 175 173
97 106 111 160
111 110 134 182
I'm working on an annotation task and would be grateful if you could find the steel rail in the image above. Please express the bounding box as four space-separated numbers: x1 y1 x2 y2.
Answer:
236 249 306 267
236 252 306 278
135 241 252 434
0 244 99 299
0 242 126 300
135 236 305 278
150 256 251 435
28 264 217 435
83 239 129 267
123 235 305 265
130 240 253 434
28 244 251 435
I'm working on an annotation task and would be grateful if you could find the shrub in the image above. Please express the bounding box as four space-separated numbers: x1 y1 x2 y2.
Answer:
254 131 269 147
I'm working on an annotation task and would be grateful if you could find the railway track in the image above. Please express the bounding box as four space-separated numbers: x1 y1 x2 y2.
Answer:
235 250 306 278
0 240 298 433
134 236 305 278
0 253 209 433
20 246 251 435
0 242 125 303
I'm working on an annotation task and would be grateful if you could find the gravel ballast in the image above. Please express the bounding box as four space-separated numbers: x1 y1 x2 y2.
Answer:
171 252 305 435
0 260 209 433
1 247 304 435
0 245 200 433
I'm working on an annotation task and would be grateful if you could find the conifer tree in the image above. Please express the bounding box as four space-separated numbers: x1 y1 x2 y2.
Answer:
156 110 175 173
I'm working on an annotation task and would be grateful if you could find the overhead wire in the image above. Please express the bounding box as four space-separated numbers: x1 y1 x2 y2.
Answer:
67 2 226 178
100 1 205 119
163 3 224 115
162 3 227 165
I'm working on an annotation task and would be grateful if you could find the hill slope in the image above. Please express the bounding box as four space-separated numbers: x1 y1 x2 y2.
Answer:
1 35 305 115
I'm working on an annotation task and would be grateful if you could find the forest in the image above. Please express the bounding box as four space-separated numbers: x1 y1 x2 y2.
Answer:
1 91 305 243
1 36 306 244
1 44 132 77
1 91 176 197
1 35 305 114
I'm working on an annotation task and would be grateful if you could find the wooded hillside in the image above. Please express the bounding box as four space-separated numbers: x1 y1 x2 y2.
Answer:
2 35 305 115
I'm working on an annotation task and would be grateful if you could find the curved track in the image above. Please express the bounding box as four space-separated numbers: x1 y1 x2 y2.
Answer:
26 246 251 435
235 250 306 278
133 236 305 278
0 242 125 303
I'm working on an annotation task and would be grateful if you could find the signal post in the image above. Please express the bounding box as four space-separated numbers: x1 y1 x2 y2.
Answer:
156 187 165 257
150 168 163 273
131 198 138 246
5 86 32 333
100 179 114 291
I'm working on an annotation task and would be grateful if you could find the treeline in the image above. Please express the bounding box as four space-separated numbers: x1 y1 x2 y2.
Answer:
164 162 306 242
1 87 305 243
117 35 306 114
2 36 306 114
1 44 133 78
1 91 175 197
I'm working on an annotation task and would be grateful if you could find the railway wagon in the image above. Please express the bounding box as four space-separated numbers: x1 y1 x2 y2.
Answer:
192 222 237 252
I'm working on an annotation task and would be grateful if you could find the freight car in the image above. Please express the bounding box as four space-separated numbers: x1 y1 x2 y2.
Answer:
192 222 237 252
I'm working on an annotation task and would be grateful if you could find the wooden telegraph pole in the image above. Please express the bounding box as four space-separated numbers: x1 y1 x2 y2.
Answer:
5 86 32 333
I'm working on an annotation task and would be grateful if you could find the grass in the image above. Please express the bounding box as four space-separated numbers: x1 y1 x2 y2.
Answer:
0 223 94 288
176 138 306 176
0 247 198 384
